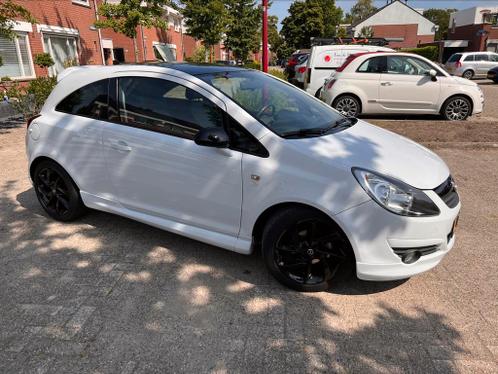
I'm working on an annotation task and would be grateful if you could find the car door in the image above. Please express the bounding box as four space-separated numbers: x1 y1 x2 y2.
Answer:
475 54 490 75
354 55 385 112
102 75 243 237
378 55 441 113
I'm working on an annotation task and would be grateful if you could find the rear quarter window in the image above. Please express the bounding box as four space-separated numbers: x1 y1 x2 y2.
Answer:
448 54 462 63
55 79 109 120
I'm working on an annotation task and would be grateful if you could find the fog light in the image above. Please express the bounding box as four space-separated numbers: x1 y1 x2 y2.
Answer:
401 251 421 264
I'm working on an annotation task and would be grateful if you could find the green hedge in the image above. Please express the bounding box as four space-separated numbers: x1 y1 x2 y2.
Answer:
244 61 261 70
401 46 439 61
268 69 287 80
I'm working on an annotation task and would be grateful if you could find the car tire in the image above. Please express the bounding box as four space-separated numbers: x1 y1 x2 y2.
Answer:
262 206 352 292
441 96 472 121
33 160 87 222
333 95 361 117
462 70 474 80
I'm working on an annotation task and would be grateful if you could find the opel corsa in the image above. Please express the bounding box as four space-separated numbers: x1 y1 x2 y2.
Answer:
26 64 460 292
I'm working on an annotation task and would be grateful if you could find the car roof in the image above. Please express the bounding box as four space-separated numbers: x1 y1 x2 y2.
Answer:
154 62 247 75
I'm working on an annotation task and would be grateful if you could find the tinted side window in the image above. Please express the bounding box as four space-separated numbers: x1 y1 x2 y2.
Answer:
117 77 223 140
56 79 109 119
491 54 498 62
225 115 268 158
357 56 386 73
464 55 474 61
476 54 489 61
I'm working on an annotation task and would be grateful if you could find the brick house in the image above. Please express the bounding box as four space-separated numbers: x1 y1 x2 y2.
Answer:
447 6 498 53
0 0 198 81
351 0 436 49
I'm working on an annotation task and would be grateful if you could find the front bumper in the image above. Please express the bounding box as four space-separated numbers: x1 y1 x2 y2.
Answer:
334 191 460 281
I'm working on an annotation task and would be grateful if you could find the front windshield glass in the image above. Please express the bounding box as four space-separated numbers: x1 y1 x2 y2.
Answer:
197 70 345 137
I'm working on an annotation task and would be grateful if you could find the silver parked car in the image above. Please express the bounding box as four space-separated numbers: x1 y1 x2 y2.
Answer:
445 52 498 79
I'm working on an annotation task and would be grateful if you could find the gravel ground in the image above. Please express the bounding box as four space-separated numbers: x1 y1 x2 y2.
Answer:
0 84 497 373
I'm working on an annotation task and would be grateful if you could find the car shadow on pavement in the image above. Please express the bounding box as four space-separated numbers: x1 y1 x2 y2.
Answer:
0 186 465 373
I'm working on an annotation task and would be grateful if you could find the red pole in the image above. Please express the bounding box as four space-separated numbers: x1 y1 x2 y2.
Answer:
262 0 268 72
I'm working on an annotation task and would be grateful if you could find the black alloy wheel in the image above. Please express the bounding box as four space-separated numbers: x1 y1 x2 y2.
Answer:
33 161 86 221
262 207 352 292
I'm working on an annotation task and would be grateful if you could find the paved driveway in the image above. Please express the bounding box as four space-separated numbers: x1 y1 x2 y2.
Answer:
0 84 497 373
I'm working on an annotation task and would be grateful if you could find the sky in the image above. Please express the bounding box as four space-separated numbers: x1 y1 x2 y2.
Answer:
269 0 498 28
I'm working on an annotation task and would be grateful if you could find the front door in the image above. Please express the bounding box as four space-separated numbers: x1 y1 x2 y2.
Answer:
102 75 243 237
379 55 441 113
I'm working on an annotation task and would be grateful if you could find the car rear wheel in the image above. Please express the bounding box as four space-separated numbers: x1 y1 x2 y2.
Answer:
442 96 472 121
333 95 360 118
262 207 352 292
33 160 87 221
462 70 474 80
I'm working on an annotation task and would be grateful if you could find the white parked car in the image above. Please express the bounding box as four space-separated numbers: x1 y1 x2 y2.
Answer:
445 51 498 79
304 44 394 97
26 64 460 292
321 52 484 120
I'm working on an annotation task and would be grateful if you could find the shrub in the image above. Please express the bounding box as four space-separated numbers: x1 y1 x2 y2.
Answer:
244 61 261 70
6 76 57 118
34 53 55 68
401 46 439 61
185 45 207 63
268 68 287 80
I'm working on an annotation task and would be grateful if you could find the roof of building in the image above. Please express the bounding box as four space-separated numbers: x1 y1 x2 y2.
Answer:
353 0 435 27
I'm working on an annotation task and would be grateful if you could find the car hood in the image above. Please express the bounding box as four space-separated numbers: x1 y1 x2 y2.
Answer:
292 120 449 190
448 75 478 87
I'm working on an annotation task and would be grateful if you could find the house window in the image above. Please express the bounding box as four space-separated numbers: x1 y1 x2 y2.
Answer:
0 33 34 79
43 34 78 76
72 0 90 6
153 43 177 62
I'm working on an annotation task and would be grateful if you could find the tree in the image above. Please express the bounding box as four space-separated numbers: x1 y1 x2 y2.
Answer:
224 0 261 62
95 0 170 62
180 0 227 62
336 26 348 38
0 0 36 40
358 26 373 38
319 0 343 38
350 0 376 24
423 8 457 41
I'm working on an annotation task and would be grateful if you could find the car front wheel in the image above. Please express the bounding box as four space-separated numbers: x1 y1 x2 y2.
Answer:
333 95 360 117
262 207 352 292
33 160 87 221
442 96 472 121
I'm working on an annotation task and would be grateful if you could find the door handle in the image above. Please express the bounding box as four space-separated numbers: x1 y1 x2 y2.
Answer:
110 140 132 152
381 82 393 86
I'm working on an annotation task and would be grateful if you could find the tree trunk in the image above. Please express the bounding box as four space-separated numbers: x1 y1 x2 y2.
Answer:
133 37 139 63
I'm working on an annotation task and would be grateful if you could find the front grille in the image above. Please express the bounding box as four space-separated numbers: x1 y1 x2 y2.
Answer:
434 176 459 208
393 245 440 264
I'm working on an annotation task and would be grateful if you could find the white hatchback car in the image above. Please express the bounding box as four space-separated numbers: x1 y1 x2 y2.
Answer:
321 52 484 120
26 64 460 292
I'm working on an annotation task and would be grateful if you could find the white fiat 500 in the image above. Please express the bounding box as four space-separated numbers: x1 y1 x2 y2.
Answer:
321 52 484 120
26 64 460 292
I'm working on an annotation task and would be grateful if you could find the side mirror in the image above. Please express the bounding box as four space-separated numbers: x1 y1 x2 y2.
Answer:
194 127 229 148
429 69 438 81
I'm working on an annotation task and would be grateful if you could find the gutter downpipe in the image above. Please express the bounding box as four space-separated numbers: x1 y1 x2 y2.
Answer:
93 0 105 65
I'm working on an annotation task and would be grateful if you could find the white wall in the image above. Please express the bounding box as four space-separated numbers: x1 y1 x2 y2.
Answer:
354 1 436 36
449 7 498 27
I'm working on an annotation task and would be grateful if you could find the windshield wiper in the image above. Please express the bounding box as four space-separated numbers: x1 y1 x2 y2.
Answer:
281 117 358 138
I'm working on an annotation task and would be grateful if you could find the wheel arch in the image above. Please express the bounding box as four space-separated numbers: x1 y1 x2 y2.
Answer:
332 93 363 114
251 202 355 259
29 156 81 191
439 93 474 116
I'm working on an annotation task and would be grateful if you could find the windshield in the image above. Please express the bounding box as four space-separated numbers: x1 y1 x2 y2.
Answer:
197 70 345 137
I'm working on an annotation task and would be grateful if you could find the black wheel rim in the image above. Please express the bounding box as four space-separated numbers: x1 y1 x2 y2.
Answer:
35 167 71 217
274 219 348 286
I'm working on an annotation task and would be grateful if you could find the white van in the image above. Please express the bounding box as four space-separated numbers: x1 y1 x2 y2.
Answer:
304 44 394 97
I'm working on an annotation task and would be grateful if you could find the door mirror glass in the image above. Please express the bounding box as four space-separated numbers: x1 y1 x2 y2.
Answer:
194 128 229 148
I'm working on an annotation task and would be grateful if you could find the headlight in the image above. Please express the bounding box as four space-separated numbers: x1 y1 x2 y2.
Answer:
352 168 440 217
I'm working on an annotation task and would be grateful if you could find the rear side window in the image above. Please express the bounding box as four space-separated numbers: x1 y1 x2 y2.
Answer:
56 79 109 119
476 54 489 61
448 54 462 63
357 56 386 73
117 77 223 140
464 55 474 61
